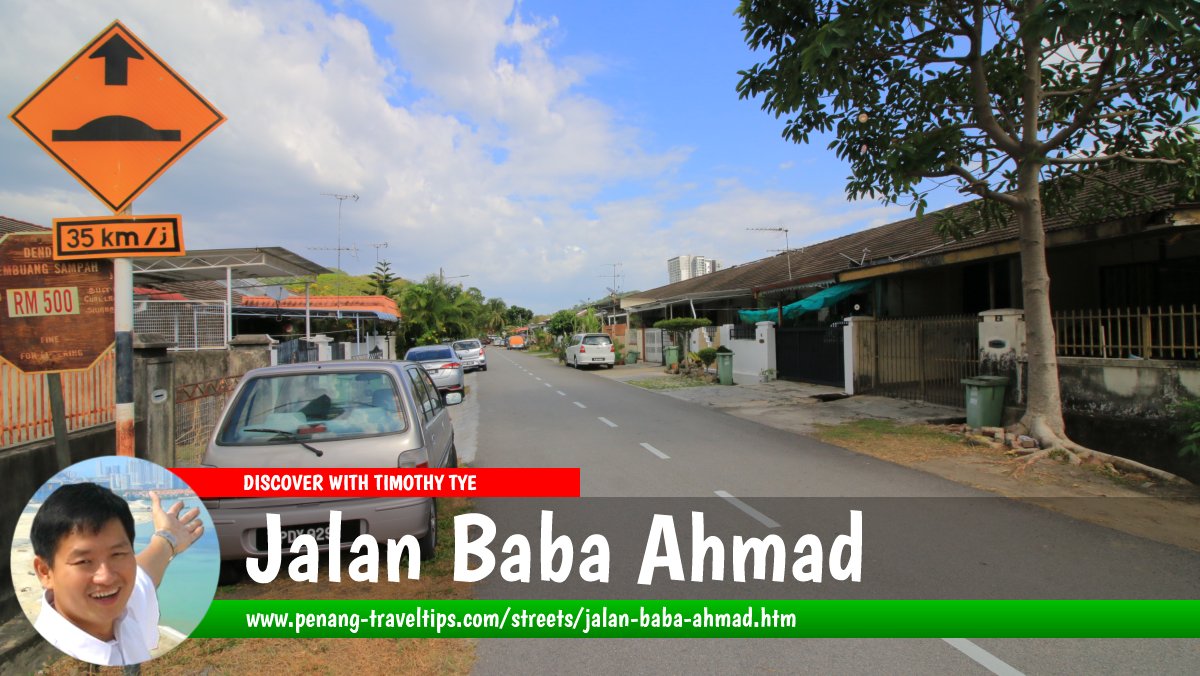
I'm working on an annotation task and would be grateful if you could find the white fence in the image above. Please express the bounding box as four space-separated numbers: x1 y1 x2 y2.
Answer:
134 300 227 350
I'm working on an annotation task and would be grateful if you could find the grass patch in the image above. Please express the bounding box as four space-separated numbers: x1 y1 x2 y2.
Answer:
813 419 972 464
628 375 711 390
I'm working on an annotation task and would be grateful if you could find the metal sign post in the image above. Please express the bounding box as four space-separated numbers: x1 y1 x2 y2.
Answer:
9 20 224 460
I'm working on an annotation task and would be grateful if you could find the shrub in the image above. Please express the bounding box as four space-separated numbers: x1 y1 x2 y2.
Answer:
1169 398 1200 459
697 348 717 367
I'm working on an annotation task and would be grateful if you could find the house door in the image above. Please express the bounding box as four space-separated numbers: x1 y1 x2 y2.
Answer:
776 324 844 386
644 329 665 365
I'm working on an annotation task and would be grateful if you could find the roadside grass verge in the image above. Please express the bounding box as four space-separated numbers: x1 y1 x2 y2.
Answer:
628 375 711 390
45 499 477 675
813 418 972 463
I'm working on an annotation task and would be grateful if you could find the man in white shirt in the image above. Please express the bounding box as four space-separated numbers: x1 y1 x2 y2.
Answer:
30 482 204 666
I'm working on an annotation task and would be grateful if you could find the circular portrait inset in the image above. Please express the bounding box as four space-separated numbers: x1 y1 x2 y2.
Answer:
9 456 219 667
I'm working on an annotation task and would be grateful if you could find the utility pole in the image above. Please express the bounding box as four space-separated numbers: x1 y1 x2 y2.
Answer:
747 226 792 280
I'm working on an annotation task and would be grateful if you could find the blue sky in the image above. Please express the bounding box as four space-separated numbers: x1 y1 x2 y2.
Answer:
1 0 918 314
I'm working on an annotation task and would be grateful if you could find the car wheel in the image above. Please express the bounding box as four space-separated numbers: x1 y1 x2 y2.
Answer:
218 561 243 586
605 363 614 369
419 499 437 561
447 444 459 469
482 365 487 371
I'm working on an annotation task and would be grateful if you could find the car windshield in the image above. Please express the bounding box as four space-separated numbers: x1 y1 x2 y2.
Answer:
583 335 612 345
406 346 455 361
216 371 406 445
454 340 481 350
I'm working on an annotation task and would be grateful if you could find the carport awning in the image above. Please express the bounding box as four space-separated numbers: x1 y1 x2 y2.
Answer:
738 280 870 323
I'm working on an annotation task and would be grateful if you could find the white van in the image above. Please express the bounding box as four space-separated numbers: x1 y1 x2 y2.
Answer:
565 333 615 369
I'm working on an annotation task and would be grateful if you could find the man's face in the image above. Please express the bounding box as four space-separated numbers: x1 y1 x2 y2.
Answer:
33 517 136 640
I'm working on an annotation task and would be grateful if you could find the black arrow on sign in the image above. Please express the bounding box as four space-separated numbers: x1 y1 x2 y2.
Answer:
89 34 143 86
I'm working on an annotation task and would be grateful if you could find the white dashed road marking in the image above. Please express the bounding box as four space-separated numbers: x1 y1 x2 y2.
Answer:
714 490 780 529
598 417 618 428
573 402 586 409
640 442 669 460
942 640 1025 676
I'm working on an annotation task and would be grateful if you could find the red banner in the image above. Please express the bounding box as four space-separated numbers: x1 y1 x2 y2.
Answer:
170 468 580 498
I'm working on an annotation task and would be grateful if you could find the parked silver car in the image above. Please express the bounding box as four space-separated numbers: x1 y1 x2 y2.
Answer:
452 339 487 372
202 361 461 571
566 332 615 369
403 345 466 394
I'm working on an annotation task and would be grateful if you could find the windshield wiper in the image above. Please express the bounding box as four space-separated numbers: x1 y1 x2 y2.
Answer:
243 428 325 457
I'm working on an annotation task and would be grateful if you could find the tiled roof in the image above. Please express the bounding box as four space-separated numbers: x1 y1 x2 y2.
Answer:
634 166 1183 302
0 215 49 234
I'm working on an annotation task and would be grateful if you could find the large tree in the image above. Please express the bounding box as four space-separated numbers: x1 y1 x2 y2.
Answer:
737 0 1199 479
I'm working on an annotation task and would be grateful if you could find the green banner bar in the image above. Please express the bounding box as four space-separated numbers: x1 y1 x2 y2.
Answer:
190 600 1200 638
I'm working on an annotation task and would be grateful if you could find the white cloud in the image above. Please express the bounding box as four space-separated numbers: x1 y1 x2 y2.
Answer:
1 0 899 314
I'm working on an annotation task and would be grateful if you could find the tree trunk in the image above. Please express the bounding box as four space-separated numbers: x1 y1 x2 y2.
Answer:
1014 161 1069 443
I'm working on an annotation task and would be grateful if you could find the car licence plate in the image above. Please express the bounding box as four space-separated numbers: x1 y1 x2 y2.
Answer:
256 519 362 550
592 357 606 361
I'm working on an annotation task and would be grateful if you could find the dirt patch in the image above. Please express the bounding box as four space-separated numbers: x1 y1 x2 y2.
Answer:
814 420 1200 553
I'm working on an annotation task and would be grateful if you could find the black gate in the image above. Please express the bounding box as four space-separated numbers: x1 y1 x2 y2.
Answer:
277 338 318 364
777 324 845 386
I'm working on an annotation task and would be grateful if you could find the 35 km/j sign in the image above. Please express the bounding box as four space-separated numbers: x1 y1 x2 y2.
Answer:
53 215 185 260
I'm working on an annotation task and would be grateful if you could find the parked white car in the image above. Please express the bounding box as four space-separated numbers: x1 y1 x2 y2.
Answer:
565 332 615 369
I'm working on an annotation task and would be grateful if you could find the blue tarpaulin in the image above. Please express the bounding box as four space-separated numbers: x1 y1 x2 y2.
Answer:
738 280 871 323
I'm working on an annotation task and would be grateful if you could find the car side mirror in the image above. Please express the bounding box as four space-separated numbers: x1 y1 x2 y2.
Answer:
444 392 464 406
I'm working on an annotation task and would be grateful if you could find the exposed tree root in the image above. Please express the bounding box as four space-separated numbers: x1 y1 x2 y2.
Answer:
1012 415 1193 486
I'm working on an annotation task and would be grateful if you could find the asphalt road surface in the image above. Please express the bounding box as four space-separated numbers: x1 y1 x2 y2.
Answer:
457 350 1200 675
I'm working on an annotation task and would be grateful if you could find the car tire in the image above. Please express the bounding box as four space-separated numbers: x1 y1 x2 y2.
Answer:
419 499 437 561
605 363 614 369
447 444 459 469
218 561 243 586
482 365 487 371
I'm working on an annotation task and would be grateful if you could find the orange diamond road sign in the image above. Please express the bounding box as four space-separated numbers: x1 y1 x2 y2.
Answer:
9 20 225 214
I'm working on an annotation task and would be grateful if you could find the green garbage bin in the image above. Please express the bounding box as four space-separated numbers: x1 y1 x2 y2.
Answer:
716 351 734 385
625 349 639 365
664 346 680 366
962 375 1009 428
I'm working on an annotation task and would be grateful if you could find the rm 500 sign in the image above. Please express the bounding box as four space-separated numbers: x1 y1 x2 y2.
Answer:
6 287 79 317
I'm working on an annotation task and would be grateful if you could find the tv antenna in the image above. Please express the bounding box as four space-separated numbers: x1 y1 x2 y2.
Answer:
312 192 359 305
598 263 624 296
370 242 389 264
747 226 792 280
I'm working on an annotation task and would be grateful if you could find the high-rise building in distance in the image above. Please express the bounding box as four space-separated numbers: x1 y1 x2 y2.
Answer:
667 255 720 284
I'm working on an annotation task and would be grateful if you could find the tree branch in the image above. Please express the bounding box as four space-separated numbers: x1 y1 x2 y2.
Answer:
963 0 1022 154
1039 49 1123 152
924 164 1022 207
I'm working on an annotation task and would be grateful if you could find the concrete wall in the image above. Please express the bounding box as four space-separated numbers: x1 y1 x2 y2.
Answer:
174 337 272 386
1057 357 1200 482
719 322 775 381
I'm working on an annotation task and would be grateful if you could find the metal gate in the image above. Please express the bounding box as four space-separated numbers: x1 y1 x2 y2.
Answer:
855 315 979 407
277 338 318 364
644 329 665 364
776 324 845 386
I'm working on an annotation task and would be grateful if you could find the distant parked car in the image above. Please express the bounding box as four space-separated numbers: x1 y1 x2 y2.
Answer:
566 332 615 369
203 360 462 570
452 339 487 372
506 335 526 350
404 345 466 395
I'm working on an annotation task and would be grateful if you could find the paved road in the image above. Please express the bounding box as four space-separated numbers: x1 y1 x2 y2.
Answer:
462 350 1200 675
